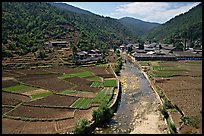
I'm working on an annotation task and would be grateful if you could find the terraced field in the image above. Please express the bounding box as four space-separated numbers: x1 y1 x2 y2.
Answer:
2 65 118 134
141 60 202 134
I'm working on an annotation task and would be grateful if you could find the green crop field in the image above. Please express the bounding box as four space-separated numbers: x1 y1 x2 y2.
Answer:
92 87 114 104
87 77 102 82
90 81 103 88
3 84 35 92
100 87 114 95
104 79 117 87
185 61 202 65
70 98 92 109
58 72 94 80
152 72 175 77
152 66 176 70
158 69 189 72
31 92 52 99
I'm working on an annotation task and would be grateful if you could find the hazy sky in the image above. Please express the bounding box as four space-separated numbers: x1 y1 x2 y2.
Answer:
64 2 201 24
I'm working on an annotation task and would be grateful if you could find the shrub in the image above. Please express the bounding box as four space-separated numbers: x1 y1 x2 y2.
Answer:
74 118 89 134
92 101 113 126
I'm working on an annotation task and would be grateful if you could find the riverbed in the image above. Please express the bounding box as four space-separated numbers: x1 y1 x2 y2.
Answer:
93 60 167 134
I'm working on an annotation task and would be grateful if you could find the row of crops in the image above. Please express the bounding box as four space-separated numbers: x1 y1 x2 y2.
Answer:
70 98 92 109
151 65 190 77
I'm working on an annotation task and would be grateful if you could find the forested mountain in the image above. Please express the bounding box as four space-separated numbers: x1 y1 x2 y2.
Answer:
119 17 160 36
49 2 94 16
2 2 136 57
141 3 202 46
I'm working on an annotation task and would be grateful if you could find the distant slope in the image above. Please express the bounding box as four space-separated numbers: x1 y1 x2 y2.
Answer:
49 2 94 16
119 17 160 36
141 3 202 43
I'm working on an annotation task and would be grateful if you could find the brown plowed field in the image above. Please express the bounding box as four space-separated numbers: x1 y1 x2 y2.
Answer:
64 77 100 92
2 71 22 78
150 60 202 134
15 69 50 75
19 77 75 92
2 107 94 134
24 94 79 107
44 66 85 74
66 91 97 99
2 92 31 106
2 107 13 115
2 80 20 88
6 105 75 119
156 76 202 116
83 66 108 75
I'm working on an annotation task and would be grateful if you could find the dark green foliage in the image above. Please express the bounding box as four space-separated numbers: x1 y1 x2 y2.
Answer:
92 101 113 126
74 118 89 134
115 57 123 75
2 48 13 58
167 118 177 134
180 115 201 128
35 50 47 59
114 49 120 57
2 2 137 58
142 3 202 45
159 105 169 119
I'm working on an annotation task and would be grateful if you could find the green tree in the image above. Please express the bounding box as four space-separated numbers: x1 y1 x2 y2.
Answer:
92 101 113 126
74 118 89 134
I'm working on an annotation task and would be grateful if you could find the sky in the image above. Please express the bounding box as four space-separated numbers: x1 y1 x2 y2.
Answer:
63 2 201 24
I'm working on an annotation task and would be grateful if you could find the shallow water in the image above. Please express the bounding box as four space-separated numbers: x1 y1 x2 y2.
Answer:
93 61 157 134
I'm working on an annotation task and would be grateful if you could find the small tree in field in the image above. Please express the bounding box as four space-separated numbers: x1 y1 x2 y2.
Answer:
74 118 89 134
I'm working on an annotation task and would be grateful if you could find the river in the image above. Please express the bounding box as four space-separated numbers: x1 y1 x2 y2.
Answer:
93 59 167 134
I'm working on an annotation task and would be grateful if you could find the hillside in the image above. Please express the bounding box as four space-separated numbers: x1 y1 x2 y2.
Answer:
141 3 202 45
119 17 160 36
49 2 94 16
2 2 136 58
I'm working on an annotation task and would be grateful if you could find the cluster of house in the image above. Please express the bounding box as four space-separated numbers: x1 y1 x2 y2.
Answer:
73 49 103 63
44 41 104 63
120 43 202 61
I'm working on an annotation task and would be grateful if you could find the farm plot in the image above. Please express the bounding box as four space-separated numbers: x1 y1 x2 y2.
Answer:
70 98 92 109
104 79 117 87
92 88 114 104
84 66 115 78
64 77 100 92
19 76 75 92
90 81 103 88
2 92 31 106
58 71 94 80
2 107 94 134
2 80 20 88
86 77 102 82
2 107 13 115
44 66 85 74
100 87 114 95
22 89 52 100
150 60 202 134
24 94 79 108
3 84 36 93
5 105 75 120
65 91 97 99
14 69 50 75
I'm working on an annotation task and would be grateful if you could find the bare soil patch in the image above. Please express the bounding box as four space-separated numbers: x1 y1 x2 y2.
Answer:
6 105 75 119
24 94 79 108
2 107 13 115
22 89 50 96
2 92 31 106
19 76 75 92
2 80 20 88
